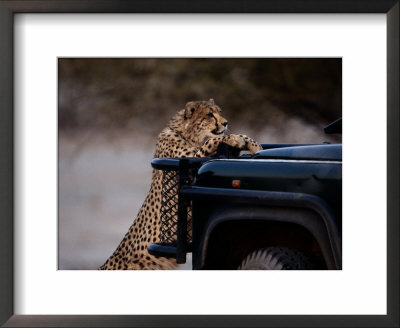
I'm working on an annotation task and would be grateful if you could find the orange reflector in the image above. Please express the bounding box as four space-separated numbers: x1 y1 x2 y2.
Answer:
232 180 241 188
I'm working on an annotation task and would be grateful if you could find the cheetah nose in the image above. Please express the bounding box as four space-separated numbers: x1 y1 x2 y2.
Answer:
222 121 228 127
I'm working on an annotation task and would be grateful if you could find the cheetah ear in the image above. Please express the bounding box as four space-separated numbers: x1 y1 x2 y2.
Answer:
208 98 215 105
184 101 196 119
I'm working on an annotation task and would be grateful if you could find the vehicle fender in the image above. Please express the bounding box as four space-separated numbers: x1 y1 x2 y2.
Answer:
190 200 342 270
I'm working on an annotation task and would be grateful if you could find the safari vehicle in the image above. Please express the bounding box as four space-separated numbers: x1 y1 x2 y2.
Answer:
148 119 342 270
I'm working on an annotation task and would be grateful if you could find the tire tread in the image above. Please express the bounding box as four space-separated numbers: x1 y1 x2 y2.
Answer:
238 247 315 270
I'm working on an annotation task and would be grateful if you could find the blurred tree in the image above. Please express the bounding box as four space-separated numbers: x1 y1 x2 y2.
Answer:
58 58 341 139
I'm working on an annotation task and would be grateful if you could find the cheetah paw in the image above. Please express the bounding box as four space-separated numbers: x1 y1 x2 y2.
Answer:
223 134 247 150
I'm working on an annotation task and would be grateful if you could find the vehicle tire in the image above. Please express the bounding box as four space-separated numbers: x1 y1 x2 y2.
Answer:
238 247 315 270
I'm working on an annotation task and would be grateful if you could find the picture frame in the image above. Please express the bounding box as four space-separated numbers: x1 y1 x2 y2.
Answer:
0 0 398 327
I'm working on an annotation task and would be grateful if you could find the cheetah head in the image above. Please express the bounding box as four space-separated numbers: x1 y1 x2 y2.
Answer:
182 99 228 145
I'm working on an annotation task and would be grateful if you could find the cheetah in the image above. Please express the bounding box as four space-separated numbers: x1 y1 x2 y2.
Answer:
99 99 262 270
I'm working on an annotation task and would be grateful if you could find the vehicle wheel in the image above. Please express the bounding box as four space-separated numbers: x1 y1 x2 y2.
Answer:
238 247 315 270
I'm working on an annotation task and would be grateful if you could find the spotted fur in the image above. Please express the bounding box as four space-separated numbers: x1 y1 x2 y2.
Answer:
99 99 262 270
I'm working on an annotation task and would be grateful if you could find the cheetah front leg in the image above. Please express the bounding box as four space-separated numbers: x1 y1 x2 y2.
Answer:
195 134 262 157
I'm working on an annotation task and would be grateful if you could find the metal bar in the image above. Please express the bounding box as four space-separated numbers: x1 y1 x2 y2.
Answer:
147 243 177 258
176 159 189 263
151 157 210 171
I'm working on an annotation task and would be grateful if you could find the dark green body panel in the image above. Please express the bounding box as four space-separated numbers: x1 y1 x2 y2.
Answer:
256 144 342 161
195 159 342 223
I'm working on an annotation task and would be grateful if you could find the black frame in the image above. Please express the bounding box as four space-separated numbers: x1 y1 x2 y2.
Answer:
0 1 398 327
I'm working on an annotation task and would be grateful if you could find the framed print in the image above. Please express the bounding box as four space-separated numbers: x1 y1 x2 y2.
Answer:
0 1 398 327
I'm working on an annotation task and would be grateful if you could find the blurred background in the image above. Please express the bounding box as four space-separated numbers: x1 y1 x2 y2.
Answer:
58 58 342 269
